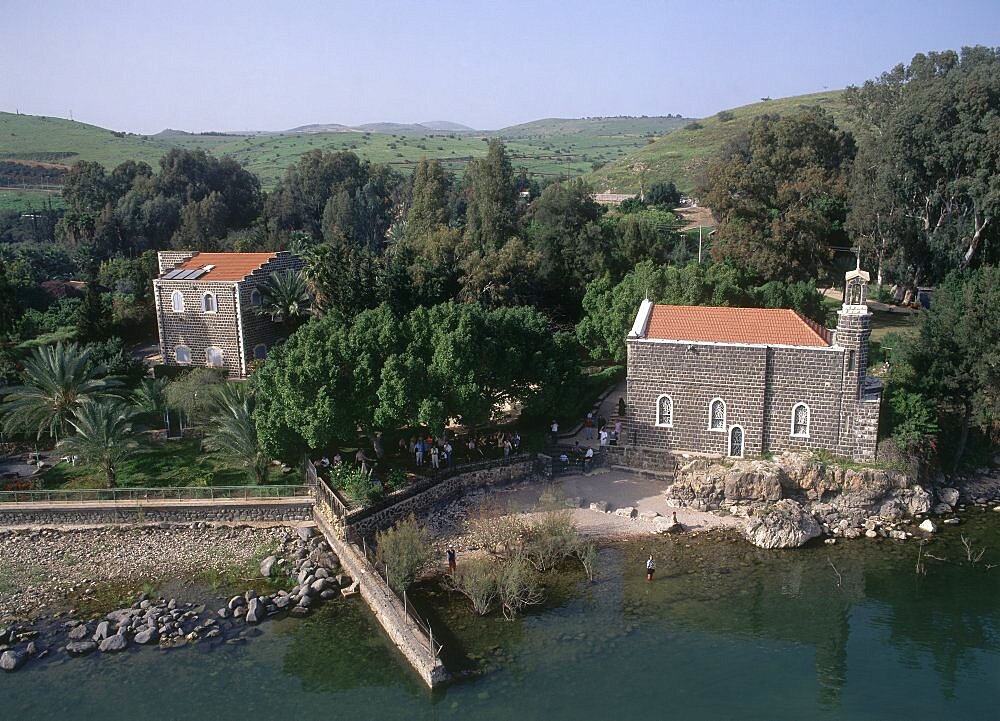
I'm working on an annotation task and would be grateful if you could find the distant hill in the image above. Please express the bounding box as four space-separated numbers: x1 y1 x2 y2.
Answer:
0 109 712 209
585 90 850 195
492 116 690 139
419 120 475 132
284 123 353 134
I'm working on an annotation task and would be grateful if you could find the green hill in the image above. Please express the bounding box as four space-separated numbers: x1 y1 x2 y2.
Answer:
490 116 690 139
585 90 850 196
0 112 179 168
0 111 700 208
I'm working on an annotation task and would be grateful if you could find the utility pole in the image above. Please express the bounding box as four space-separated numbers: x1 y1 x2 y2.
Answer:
698 226 703 263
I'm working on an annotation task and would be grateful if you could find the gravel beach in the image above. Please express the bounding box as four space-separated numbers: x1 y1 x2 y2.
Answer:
0 523 294 622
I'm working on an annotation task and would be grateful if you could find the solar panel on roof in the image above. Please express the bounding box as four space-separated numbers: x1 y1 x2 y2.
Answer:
188 268 208 279
163 269 184 279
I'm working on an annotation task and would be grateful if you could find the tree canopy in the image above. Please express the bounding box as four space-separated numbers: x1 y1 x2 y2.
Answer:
846 46 1000 286
704 107 855 282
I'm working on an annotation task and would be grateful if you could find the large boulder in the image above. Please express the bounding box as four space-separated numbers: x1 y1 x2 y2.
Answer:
134 628 158 645
66 641 97 656
722 466 783 502
99 633 128 653
0 650 26 672
67 624 89 641
743 500 822 549
245 597 263 625
937 487 960 508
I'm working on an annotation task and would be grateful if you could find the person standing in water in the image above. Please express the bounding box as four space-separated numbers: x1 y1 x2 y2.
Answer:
646 554 655 582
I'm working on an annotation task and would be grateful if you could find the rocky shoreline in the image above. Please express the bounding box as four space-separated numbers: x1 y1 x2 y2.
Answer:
666 452 1000 548
0 524 354 674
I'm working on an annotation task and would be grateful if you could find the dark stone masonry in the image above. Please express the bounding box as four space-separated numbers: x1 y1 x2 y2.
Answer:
624 269 881 462
153 251 304 378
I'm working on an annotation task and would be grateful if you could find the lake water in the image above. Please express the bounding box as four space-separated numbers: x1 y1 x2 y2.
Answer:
3 512 999 721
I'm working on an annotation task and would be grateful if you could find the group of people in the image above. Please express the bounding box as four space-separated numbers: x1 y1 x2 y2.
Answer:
584 411 623 446
402 430 522 471
318 447 373 476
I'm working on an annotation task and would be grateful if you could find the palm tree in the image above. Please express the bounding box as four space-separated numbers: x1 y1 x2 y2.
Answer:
256 269 314 330
204 383 270 486
132 377 171 432
57 398 139 487
0 342 123 441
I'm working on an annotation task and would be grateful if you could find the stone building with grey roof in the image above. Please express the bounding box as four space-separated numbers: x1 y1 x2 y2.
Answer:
625 269 881 461
152 251 303 378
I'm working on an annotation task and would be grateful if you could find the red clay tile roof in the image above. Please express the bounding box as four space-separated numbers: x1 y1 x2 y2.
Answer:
168 252 277 281
642 305 832 347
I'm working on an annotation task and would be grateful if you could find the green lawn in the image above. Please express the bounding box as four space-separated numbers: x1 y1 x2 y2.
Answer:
40 435 301 489
0 187 64 211
868 308 919 342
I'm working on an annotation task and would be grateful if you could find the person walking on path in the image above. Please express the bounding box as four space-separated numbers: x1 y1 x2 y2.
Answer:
447 545 457 573
503 438 512 461
584 446 594 472
550 420 559 445
430 444 440 470
585 412 595 440
646 554 655 582
444 441 453 468
415 438 424 468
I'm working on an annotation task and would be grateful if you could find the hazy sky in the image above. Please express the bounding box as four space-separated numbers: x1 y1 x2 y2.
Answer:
3 0 999 133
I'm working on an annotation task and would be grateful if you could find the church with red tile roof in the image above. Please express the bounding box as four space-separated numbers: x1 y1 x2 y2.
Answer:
624 269 881 461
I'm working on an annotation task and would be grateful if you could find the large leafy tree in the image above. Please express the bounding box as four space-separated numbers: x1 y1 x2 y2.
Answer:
407 159 451 237
254 313 358 458
464 140 517 252
0 342 122 440
704 106 855 282
526 179 609 317
57 398 139 487
898 266 1000 468
204 383 271 486
576 261 826 363
846 47 1000 286
255 302 581 459
302 242 381 317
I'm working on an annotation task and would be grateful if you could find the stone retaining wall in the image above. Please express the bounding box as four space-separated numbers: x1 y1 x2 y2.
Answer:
312 509 449 688
346 458 537 539
606 446 678 477
0 497 314 527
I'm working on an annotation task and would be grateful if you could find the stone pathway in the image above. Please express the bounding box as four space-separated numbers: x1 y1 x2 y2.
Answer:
561 379 627 446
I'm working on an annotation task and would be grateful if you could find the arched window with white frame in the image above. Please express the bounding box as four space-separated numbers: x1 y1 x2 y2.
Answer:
708 398 726 431
202 292 217 313
253 344 267 360
791 402 810 438
174 345 191 364
171 290 185 313
250 288 262 307
655 394 673 427
205 346 224 368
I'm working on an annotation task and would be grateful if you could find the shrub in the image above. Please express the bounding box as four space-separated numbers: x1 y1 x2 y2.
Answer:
716 110 734 122
374 515 433 593
888 389 939 458
447 557 498 616
329 464 381 507
684 121 703 131
525 509 580 571
497 556 543 620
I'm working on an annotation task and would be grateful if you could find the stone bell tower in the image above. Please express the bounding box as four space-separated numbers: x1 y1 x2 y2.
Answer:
835 265 880 460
